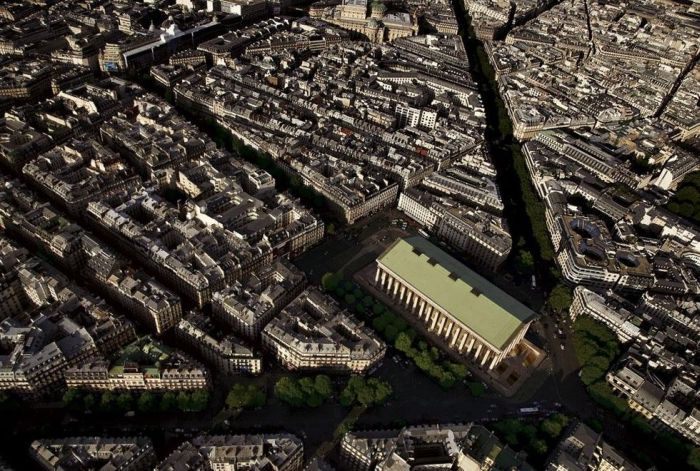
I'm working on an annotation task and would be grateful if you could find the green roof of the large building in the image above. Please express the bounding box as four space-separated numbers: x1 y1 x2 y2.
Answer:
377 237 536 349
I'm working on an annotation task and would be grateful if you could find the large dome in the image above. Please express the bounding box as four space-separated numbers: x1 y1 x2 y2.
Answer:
371 1 387 16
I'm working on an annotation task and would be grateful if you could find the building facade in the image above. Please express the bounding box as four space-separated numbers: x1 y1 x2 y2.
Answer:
374 237 534 370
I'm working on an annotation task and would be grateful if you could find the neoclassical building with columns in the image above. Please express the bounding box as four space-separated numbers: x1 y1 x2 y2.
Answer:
374 237 535 370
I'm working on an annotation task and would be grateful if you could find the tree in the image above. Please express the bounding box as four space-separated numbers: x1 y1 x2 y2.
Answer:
62 389 82 408
99 391 114 412
540 414 569 439
226 384 246 409
384 324 399 342
298 377 323 407
446 362 468 380
226 383 248 409
394 332 413 353
176 391 192 412
340 376 392 408
249 387 266 408
83 393 96 411
688 447 700 471
321 272 341 292
275 375 334 408
529 438 548 455
161 391 177 412
314 375 334 399
393 317 408 332
429 347 440 361
588 355 611 372
515 250 534 273
368 378 392 405
355 385 375 407
493 419 523 446
573 317 620 374
341 280 355 292
339 387 356 407
587 381 628 417
227 383 266 409
274 377 304 408
414 350 434 372
137 392 157 413
580 366 605 386
372 314 392 333
116 392 133 412
190 389 209 411
439 372 457 390
548 284 572 312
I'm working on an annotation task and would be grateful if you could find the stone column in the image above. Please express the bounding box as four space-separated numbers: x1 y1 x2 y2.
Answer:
480 349 491 367
418 301 425 318
386 276 394 293
404 290 413 308
458 332 468 351
450 328 461 347
474 343 483 360
489 355 499 370
465 337 476 354
392 279 399 297
399 285 406 302
430 311 439 330
424 305 433 322
436 316 446 336
444 321 453 339
380 271 387 289
374 267 380 283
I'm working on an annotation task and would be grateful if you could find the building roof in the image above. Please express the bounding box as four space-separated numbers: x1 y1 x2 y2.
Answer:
377 237 535 349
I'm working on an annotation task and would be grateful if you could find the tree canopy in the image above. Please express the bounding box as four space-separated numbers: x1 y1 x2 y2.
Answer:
274 375 334 408
339 376 392 407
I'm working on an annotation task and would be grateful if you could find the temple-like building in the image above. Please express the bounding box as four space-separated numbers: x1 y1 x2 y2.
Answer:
373 237 535 370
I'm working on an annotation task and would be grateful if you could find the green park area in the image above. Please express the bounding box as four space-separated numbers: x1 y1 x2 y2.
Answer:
572 316 620 389
493 413 570 462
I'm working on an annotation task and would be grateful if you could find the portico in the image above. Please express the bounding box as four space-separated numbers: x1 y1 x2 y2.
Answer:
374 237 535 371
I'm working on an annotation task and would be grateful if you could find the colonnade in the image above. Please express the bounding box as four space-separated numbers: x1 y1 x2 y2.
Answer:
374 265 501 370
